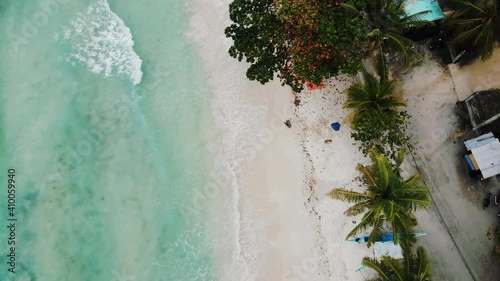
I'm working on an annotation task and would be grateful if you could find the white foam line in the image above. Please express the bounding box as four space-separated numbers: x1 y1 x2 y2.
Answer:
59 0 143 85
186 0 271 280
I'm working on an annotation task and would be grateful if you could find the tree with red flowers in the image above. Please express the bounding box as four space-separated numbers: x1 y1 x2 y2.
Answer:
225 0 368 92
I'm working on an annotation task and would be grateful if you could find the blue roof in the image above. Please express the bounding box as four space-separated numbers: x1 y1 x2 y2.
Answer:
404 0 445 21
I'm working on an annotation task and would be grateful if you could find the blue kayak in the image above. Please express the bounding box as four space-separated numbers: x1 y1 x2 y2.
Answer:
348 232 428 243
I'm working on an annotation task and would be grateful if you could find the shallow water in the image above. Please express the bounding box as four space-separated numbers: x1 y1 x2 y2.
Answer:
0 0 216 280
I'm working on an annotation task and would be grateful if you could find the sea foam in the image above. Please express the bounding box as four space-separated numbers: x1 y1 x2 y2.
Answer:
186 0 273 280
58 0 143 85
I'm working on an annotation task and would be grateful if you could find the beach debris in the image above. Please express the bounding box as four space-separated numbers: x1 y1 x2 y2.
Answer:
487 225 495 240
483 192 492 209
331 122 341 131
324 139 332 144
294 95 301 107
284 119 292 128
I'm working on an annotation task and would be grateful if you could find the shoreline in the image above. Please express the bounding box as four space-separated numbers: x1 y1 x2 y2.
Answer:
186 0 388 279
186 0 325 279
238 81 317 281
186 0 500 280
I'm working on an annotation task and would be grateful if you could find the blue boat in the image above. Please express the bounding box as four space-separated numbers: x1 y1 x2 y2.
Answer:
348 232 427 243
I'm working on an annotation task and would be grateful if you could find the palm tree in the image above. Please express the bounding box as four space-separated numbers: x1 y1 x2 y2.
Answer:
344 70 407 124
341 0 432 75
446 0 500 60
343 67 411 159
362 242 432 281
329 149 431 247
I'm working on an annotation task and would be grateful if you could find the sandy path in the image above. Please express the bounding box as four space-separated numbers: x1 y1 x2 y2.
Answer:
403 59 500 281
449 48 500 101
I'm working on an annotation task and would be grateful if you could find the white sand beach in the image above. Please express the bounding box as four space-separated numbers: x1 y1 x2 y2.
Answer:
188 0 500 280
230 57 500 281
449 48 500 101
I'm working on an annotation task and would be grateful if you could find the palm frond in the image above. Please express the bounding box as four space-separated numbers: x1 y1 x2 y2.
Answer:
453 20 487 44
368 29 383 41
365 242 433 280
340 2 361 17
380 256 405 280
362 257 392 281
394 149 406 168
345 200 372 216
384 33 413 68
345 210 377 240
375 48 388 83
367 208 386 247
451 0 488 15
392 211 417 236
370 149 392 189
397 195 431 210
356 162 377 186
329 188 370 203
446 0 500 60
415 246 432 280
400 237 413 274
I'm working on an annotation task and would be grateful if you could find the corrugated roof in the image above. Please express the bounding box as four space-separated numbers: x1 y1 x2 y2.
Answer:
471 139 500 179
465 89 500 130
464 132 496 150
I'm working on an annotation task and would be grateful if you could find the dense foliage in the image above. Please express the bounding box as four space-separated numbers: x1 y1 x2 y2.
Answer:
225 0 368 92
446 0 500 60
341 0 432 71
351 110 413 160
329 149 431 247
344 71 412 159
363 240 432 281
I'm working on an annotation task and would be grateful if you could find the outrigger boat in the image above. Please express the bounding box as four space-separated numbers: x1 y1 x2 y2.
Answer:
348 232 427 243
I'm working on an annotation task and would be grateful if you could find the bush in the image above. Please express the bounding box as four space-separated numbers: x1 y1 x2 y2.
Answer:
350 109 414 160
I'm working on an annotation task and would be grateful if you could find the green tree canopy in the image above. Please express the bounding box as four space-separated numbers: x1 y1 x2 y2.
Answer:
225 0 368 92
329 149 431 247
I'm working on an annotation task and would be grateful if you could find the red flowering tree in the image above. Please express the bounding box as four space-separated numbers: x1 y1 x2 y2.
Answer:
225 0 368 92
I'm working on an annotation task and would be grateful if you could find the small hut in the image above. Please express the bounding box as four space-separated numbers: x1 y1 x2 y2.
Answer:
464 89 500 135
464 132 500 180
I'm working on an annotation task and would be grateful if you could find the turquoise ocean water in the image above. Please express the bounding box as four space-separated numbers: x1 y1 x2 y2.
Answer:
0 0 218 280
